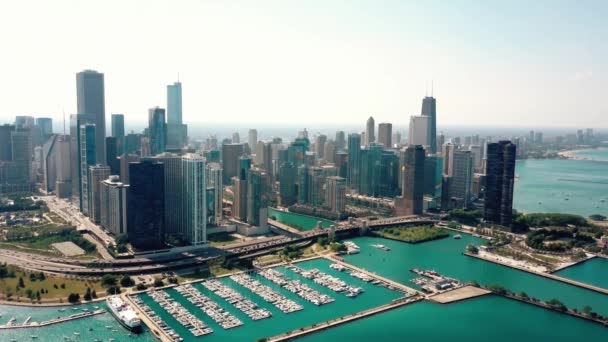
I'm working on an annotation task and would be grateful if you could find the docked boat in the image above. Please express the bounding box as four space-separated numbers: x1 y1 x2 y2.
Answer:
453 234 462 239
371 244 391 251
106 295 142 333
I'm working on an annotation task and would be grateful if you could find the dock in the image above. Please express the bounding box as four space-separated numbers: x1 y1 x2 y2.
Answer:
267 296 423 341
428 286 491 304
123 294 173 342
0 309 105 330
465 252 608 295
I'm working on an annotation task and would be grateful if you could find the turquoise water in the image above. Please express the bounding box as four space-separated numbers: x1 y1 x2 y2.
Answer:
514 159 608 217
573 147 608 161
556 257 608 290
0 302 156 341
298 295 608 341
139 258 402 341
342 234 608 315
268 208 335 230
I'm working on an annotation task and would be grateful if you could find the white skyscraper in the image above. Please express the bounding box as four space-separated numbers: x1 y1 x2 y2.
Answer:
408 115 431 148
365 116 375 146
182 153 207 245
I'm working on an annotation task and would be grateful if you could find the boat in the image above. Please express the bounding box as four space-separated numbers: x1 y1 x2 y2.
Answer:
453 234 462 239
106 295 142 333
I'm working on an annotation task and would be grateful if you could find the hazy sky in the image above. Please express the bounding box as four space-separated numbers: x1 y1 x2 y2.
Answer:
1 0 606 128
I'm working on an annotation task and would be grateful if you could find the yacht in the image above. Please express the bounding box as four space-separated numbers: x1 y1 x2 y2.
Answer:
106 295 142 333
453 234 462 239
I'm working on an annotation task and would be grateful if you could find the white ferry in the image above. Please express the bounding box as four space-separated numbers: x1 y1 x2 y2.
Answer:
106 295 142 333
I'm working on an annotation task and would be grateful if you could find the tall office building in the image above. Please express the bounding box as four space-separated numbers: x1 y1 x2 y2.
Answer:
76 70 106 163
0 124 14 161
148 107 166 155
246 168 268 228
15 116 35 129
10 130 33 184
365 116 375 146
278 162 297 207
206 162 223 225
54 135 72 198
88 164 110 224
153 153 184 239
261 142 274 183
335 131 346 151
232 132 240 144
408 115 431 149
248 129 258 150
325 176 346 214
396 145 425 215
79 124 97 215
111 114 124 139
421 96 437 153
70 114 93 210
347 133 361 191
166 81 187 149
324 140 336 163
423 155 438 197
450 150 473 208
221 143 245 184
127 159 165 249
378 123 392 148
307 167 325 206
124 133 141 155
314 134 327 159
484 141 516 227
359 143 383 196
42 135 58 193
36 118 53 137
105 137 120 175
232 177 248 221
100 175 128 236
182 154 207 245
118 154 140 184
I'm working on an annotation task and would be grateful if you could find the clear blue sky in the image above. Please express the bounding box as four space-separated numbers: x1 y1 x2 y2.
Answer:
0 0 606 128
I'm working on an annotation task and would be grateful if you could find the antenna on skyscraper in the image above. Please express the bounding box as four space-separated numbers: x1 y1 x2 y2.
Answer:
431 79 434 97
177 72 180 82
62 109 66 135
425 81 428 97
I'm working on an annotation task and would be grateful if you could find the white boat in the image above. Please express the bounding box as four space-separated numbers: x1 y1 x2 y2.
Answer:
106 295 142 333
453 234 462 239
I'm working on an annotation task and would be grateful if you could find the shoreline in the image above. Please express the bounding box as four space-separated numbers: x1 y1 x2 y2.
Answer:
558 147 608 162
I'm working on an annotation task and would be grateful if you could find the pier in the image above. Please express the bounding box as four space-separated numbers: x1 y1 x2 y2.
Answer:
465 252 608 295
267 296 423 341
124 294 173 342
0 309 105 330
429 286 491 304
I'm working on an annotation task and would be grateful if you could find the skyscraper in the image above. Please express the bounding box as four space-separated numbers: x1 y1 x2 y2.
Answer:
153 153 184 240
54 135 72 198
378 123 392 148
450 150 473 208
221 143 245 184
408 115 431 149
347 133 361 191
248 129 258 150
314 134 327 159
77 70 106 163
127 159 165 249
111 114 125 139
278 162 297 207
79 124 97 215
335 131 346 151
484 141 516 227
88 164 110 224
42 135 58 193
105 137 120 175
166 82 187 149
182 154 207 245
100 175 128 236
36 118 53 137
325 176 346 214
206 162 223 225
421 96 437 153
148 107 166 155
69 114 93 207
246 168 268 228
396 145 425 215
365 116 375 146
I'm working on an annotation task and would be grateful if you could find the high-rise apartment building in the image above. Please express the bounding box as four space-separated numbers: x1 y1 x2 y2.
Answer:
206 162 223 225
100 175 128 236
365 116 375 146
79 124 97 216
153 153 184 239
88 164 110 224
105 137 120 175
408 115 431 149
484 141 516 227
111 114 125 139
148 107 166 155
335 131 346 151
182 154 207 245
278 162 297 207
246 168 268 228
347 133 361 191
248 129 258 150
325 176 346 214
221 143 245 184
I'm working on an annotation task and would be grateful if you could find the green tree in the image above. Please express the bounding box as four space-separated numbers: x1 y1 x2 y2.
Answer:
107 286 121 295
582 305 593 315
120 275 135 287
153 279 164 287
18 276 25 288
91 289 97 299
67 293 80 303
466 244 479 254
518 292 529 299
101 274 118 287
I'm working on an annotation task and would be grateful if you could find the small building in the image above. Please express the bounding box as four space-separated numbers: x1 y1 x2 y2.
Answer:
51 241 86 257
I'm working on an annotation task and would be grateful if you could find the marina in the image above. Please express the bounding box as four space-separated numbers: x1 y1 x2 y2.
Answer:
286 264 364 297
146 289 212 339
201 279 272 321
230 273 304 313
258 268 335 306
174 284 244 329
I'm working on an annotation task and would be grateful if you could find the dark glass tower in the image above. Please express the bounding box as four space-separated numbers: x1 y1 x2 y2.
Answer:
77 70 106 163
347 133 361 191
421 96 437 154
127 159 165 249
484 141 516 227
399 145 425 215
148 107 167 156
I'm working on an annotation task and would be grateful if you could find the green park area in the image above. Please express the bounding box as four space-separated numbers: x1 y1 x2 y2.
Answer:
375 225 450 243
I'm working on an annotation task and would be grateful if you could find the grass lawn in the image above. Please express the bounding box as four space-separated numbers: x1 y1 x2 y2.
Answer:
0 269 104 303
207 232 243 247
376 225 450 243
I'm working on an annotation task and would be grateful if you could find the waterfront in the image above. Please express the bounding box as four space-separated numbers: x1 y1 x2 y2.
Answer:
555 257 608 290
268 208 335 230
342 234 608 315
0 302 155 341
514 158 608 217
137 257 403 341
297 295 608 341
572 147 608 161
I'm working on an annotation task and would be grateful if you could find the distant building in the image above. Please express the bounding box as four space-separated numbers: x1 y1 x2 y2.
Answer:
111 114 125 139
248 129 258 151
365 116 375 146
105 137 120 175
335 131 346 151
127 159 165 249
221 143 245 184
166 82 187 149
408 115 431 149
247 168 268 228
182 154 207 245
148 107 167 155
79 124 97 216
347 133 361 191
118 154 140 184
36 118 53 137
484 141 516 226
153 153 184 240
206 162 223 225
377 123 392 148
279 162 297 207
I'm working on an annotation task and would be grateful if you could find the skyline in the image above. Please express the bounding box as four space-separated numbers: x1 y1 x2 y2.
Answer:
1 0 607 128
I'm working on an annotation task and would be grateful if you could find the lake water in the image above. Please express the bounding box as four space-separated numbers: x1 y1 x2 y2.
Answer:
514 158 608 217
268 208 335 230
555 257 608 290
